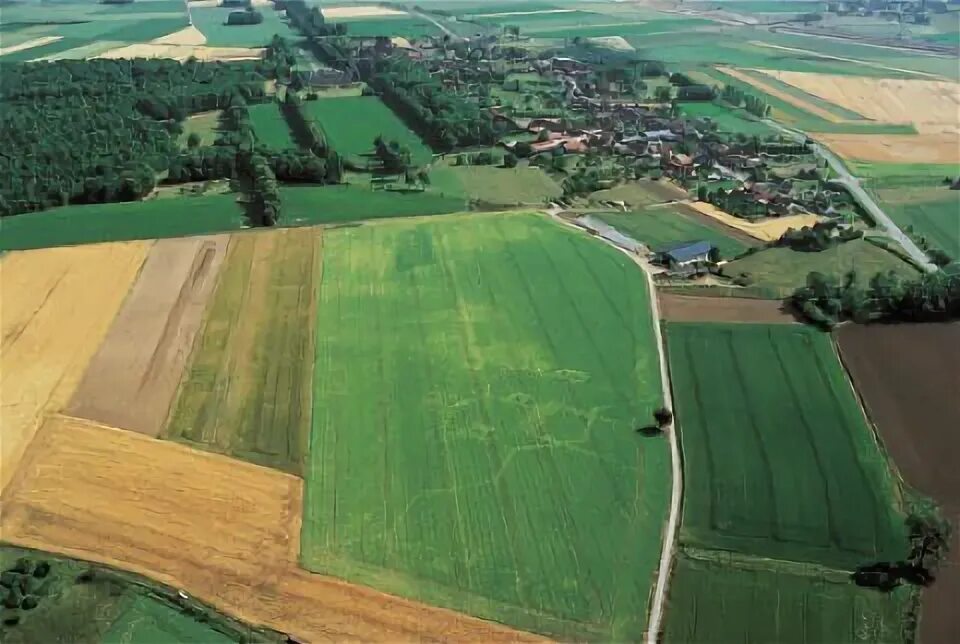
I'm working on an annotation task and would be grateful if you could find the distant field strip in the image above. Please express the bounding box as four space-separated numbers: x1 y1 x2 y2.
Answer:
665 550 914 643
594 206 753 259
0 242 148 492
166 228 318 475
303 213 671 640
665 323 907 569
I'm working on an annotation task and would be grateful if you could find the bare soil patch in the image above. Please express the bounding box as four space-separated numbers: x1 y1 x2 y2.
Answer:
1 415 544 642
0 242 148 492
658 293 796 323
813 132 960 164
67 235 229 436
836 322 960 644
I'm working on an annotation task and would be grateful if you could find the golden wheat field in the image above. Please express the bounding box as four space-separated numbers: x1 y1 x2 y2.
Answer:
1 414 543 642
0 242 148 492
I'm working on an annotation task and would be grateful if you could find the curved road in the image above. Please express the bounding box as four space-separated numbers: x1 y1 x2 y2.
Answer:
768 122 938 272
546 208 682 644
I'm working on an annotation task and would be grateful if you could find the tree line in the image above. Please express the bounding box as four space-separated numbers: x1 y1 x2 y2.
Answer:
367 55 504 151
792 268 960 327
720 84 771 118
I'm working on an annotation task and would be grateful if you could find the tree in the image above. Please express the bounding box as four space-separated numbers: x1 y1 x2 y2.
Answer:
186 132 202 148
653 407 673 428
503 152 517 168
654 85 672 103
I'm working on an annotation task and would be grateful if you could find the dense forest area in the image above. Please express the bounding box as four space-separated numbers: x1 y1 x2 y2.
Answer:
0 45 336 225
0 59 267 217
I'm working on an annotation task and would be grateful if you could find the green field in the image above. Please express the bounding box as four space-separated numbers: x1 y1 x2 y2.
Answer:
190 6 297 47
721 240 920 294
688 0 826 12
303 96 433 166
282 184 465 224
678 101 777 137
534 18 713 39
877 188 960 260
0 194 246 251
302 213 670 640
165 228 317 475
102 596 234 644
248 103 296 151
328 16 443 38
180 110 222 148
665 550 915 643
429 163 562 205
665 322 908 569
594 206 754 259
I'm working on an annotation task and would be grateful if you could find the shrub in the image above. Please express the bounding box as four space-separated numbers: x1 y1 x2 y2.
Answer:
20 596 38 611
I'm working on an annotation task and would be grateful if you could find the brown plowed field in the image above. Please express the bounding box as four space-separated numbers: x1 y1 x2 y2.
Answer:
0 415 544 643
67 235 229 436
0 242 148 492
836 322 960 644
658 293 796 323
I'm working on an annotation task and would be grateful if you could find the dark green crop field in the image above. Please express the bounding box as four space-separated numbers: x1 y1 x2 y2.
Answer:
665 322 908 569
0 194 245 251
665 551 915 644
302 213 670 640
248 103 296 151
303 96 433 166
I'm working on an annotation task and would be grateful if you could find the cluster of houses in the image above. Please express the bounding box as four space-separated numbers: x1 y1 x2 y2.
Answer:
826 0 949 22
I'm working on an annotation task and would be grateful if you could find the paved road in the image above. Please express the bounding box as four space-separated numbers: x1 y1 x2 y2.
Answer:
546 207 682 644
768 123 938 272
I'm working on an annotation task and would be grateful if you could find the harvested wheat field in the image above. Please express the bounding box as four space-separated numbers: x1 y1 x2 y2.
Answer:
321 5 406 19
814 132 960 164
717 67 845 123
67 235 229 437
151 25 207 46
1 415 542 642
658 293 796 323
0 242 148 492
758 71 960 131
0 36 62 57
688 202 823 241
97 43 264 62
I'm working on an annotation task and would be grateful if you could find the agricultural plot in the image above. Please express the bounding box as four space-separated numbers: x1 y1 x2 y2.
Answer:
190 6 297 47
721 240 920 295
588 179 687 209
179 110 221 148
68 236 229 437
329 17 443 38
249 103 297 151
664 322 908 569
281 185 465 224
876 187 960 259
594 205 755 260
0 242 148 493
303 213 671 640
302 96 433 165
836 322 960 644
102 596 234 644
665 551 915 643
1 415 536 642
166 229 318 475
0 194 246 251
679 101 777 137
429 163 562 205
533 18 712 39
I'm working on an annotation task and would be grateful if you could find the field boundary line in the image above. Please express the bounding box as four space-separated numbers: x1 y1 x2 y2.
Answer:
544 208 681 643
